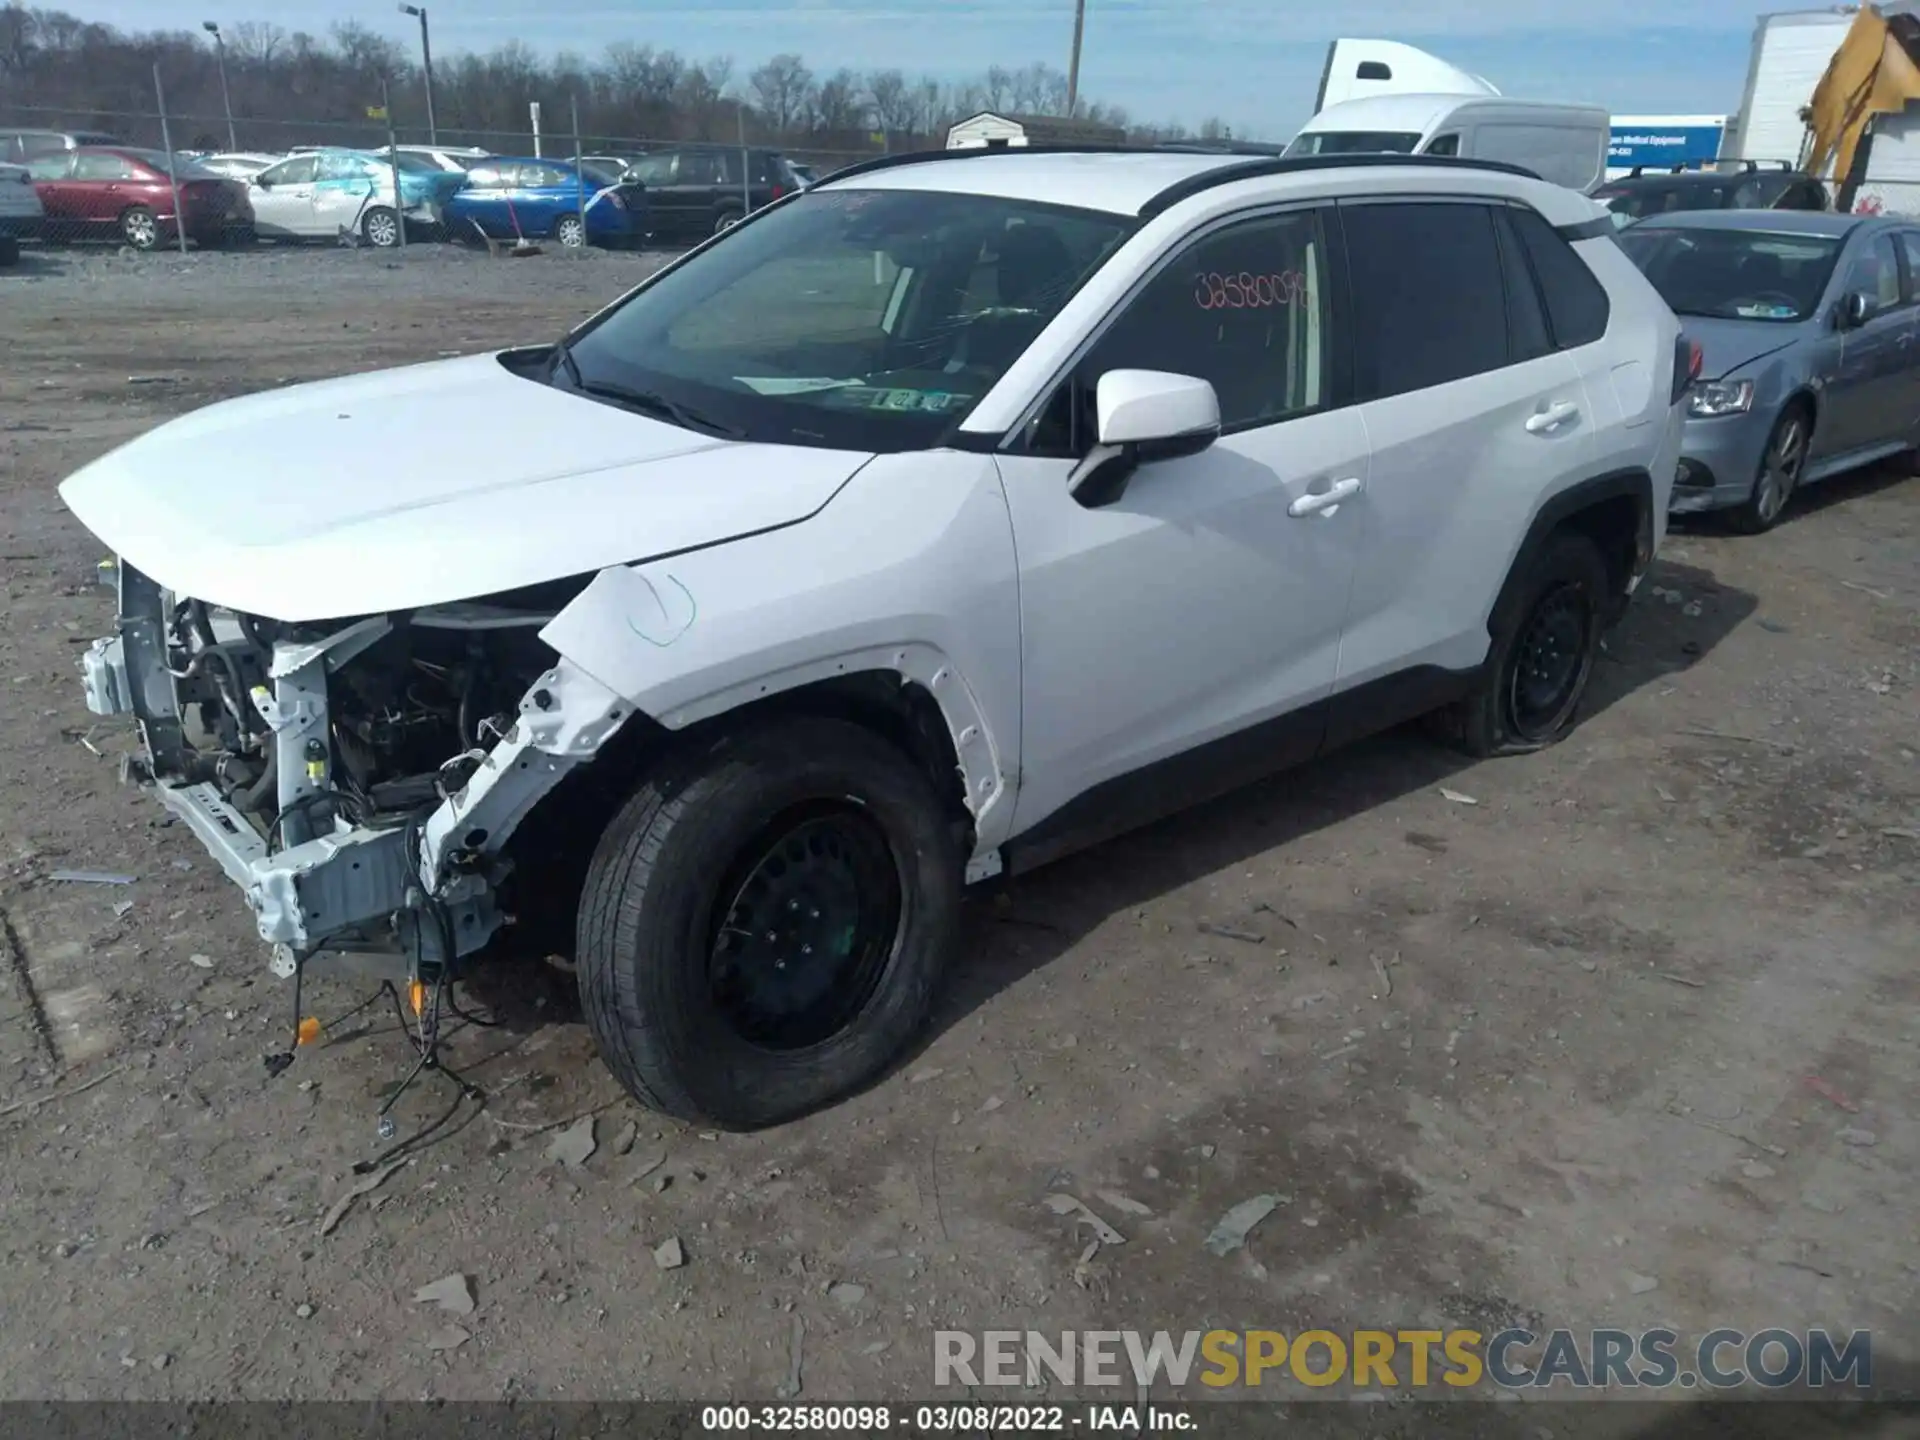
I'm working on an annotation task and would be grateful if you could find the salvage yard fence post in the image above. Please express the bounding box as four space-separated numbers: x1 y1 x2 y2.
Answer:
152 65 190 257
383 77 407 251
571 93 585 239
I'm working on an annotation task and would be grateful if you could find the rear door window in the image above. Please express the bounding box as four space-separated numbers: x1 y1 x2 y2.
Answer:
1505 204 1611 346
1341 200 1511 399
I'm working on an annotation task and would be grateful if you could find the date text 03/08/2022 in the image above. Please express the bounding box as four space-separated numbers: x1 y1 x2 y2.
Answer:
699 1405 1196 1432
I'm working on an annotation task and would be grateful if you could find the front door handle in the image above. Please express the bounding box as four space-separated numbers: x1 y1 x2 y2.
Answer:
1526 401 1581 434
1288 476 1362 518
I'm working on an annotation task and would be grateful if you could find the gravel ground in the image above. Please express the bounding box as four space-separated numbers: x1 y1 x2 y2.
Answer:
1 243 1917 1431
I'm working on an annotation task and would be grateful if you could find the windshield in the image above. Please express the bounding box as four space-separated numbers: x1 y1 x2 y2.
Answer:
1285 129 1422 156
579 158 625 186
1617 227 1840 322
561 187 1131 451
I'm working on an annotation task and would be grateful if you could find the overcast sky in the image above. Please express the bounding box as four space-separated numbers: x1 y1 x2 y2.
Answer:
74 0 1766 136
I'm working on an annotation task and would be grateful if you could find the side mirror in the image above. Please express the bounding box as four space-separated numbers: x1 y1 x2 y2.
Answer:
1095 369 1221 457
253 177 271 190
1839 291 1870 329
1070 370 1222 507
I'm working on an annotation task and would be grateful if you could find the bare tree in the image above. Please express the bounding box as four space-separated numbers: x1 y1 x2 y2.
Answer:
748 52 813 136
0 2 1202 158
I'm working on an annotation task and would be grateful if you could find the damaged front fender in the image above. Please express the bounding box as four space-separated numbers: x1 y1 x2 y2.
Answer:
534 450 1025 862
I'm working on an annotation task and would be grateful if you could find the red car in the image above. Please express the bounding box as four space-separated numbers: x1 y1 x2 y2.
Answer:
28 146 253 250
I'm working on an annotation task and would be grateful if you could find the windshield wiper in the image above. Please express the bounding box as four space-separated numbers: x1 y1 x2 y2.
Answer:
578 380 746 439
549 335 584 388
551 346 744 439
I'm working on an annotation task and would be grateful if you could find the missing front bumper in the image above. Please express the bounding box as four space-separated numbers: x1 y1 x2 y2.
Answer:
84 561 634 981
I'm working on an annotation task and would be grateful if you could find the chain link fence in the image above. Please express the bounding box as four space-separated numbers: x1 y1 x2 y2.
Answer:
1 94 900 259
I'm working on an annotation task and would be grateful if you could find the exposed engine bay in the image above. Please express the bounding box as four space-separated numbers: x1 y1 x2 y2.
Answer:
165 588 576 849
85 561 638 991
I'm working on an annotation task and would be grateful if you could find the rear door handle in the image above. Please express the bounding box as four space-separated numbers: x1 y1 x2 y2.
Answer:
1288 476 1362 518
1526 401 1581 434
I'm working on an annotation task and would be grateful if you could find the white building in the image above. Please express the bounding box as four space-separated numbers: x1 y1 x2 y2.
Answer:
944 112 1127 150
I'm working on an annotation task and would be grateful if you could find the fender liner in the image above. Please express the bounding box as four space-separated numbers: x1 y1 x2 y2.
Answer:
1488 466 1653 639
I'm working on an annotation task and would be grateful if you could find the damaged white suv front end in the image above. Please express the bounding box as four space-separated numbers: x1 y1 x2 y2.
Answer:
79 566 631 982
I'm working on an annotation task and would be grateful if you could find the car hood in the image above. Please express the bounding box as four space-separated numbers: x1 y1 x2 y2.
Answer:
59 353 872 623
1681 315 1810 381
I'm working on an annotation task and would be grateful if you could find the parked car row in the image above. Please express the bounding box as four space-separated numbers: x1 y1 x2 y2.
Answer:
0 125 812 255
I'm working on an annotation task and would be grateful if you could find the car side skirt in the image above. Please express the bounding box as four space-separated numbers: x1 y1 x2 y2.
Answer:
997 662 1479 879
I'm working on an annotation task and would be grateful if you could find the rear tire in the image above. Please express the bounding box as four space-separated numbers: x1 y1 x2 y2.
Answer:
1434 531 1610 758
362 205 401 248
0 236 18 267
1727 403 1809 535
713 206 743 236
576 717 963 1129
119 206 159 250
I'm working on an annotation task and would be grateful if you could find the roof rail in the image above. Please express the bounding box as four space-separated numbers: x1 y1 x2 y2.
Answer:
814 144 1541 214
1138 153 1540 218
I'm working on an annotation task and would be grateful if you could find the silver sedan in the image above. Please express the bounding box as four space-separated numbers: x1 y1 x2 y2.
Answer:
1617 209 1920 533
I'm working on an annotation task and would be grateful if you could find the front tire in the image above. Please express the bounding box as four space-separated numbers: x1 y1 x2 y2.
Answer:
554 213 587 248
362 205 401 248
1728 404 1808 534
1437 531 1610 758
0 236 18 267
577 717 963 1129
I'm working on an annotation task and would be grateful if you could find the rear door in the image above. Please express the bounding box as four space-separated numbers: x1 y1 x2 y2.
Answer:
1333 197 1596 692
249 154 317 237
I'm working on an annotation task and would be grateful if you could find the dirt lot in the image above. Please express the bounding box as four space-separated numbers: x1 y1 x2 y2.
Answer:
1 243 1916 1429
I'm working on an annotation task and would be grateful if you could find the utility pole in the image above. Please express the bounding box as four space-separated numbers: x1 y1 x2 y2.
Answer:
1066 0 1087 118
203 22 236 151
399 3 437 144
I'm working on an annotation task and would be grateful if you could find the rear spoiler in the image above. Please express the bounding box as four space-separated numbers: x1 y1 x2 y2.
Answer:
1557 215 1619 242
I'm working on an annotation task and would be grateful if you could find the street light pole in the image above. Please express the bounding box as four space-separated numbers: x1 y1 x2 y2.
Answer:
203 21 236 151
1065 0 1087 118
399 3 437 144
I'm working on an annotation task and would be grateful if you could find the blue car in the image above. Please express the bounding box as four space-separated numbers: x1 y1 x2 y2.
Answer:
442 157 648 248
1618 210 1920 533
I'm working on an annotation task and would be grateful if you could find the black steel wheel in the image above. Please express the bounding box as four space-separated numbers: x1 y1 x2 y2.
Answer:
577 716 963 1129
1505 582 1594 742
707 803 903 1051
1436 530 1611 758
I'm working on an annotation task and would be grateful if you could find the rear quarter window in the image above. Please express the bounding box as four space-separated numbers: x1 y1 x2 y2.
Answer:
1507 205 1611 347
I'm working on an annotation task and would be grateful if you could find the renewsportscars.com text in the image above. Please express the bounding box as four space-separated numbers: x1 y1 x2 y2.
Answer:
934 1327 1873 1391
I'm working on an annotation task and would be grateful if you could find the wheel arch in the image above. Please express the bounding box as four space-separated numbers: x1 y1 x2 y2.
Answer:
1488 467 1653 638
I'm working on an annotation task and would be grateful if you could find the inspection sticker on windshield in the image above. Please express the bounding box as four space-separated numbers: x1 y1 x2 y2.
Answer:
1735 303 1796 319
836 388 968 413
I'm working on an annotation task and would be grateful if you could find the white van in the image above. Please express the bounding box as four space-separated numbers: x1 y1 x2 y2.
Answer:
1286 94 1610 193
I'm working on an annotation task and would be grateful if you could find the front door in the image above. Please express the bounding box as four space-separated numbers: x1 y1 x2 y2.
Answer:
1822 229 1912 460
312 151 381 237
997 205 1367 852
248 154 318 238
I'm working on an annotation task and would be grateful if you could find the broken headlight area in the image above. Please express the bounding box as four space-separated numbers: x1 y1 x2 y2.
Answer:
83 561 633 984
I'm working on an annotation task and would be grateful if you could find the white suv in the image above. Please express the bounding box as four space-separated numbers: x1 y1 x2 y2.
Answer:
62 149 1686 1129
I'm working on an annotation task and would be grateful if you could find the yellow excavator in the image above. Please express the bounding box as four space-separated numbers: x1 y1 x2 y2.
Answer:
1800 3 1920 211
